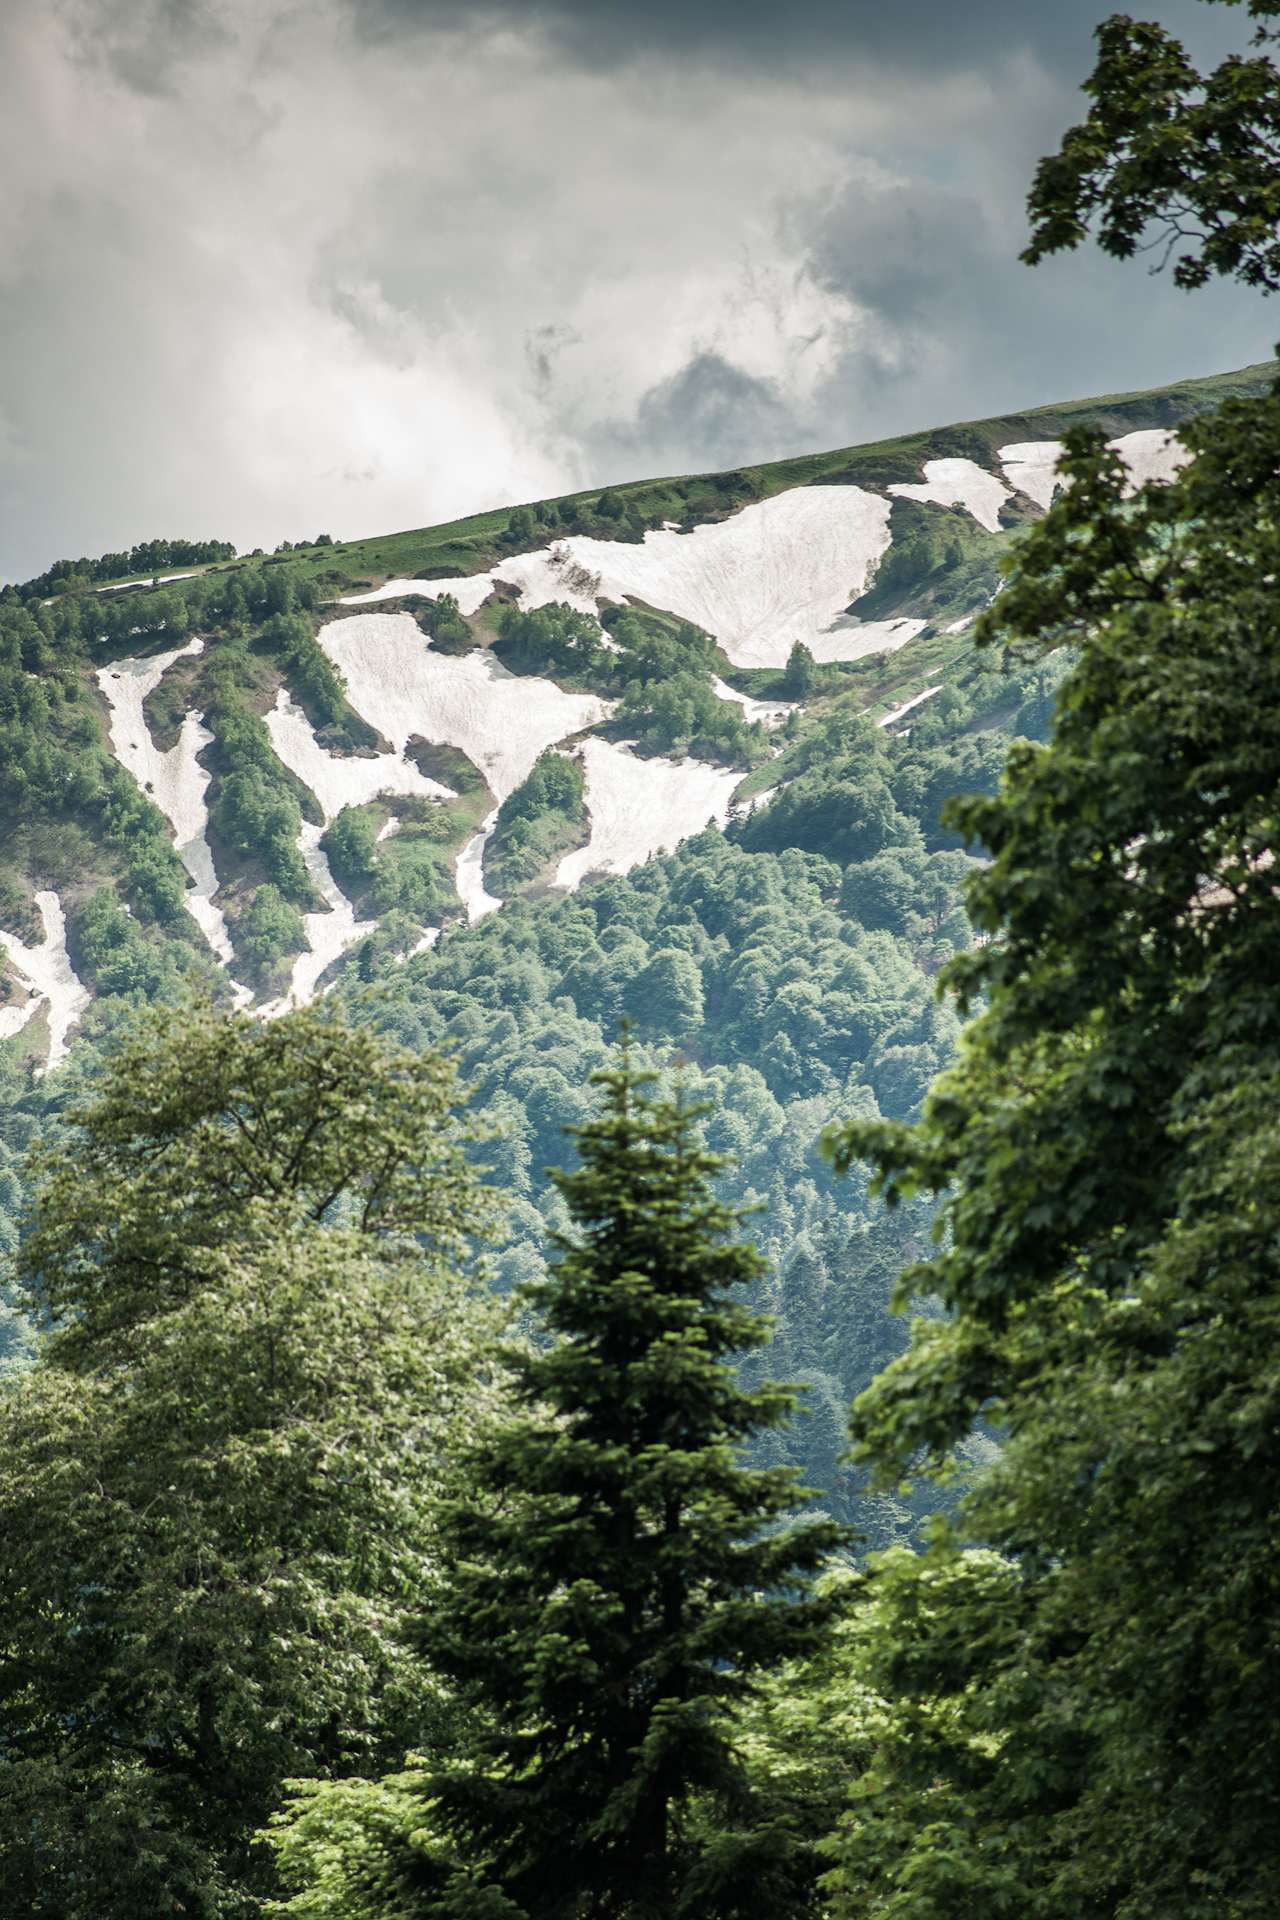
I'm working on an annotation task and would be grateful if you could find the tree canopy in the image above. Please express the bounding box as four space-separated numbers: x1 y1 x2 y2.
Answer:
0 999 498 1917
1025 1 1280 290
819 234 1280 1920
269 1049 846 1918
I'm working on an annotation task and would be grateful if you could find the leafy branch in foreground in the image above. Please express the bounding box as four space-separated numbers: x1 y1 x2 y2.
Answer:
820 374 1280 1917
1024 4 1280 291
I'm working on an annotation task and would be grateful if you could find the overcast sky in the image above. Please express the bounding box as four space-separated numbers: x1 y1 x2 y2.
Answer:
1 0 1275 582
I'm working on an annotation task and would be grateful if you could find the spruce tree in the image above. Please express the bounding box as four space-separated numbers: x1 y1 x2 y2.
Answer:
404 1046 846 1918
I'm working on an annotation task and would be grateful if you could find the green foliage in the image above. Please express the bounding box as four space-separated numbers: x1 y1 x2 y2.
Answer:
0 874 40 943
272 1052 844 1917
506 505 535 542
605 612 767 763
72 886 193 1002
0 999 497 1916
0 601 191 920
736 716 912 867
840 847 975 943
615 667 766 763
212 764 308 893
321 804 381 894
262 609 373 749
370 846 444 920
820 378 1280 1916
126 833 190 921
494 599 609 682
782 642 816 699
485 749 586 893
203 651 313 899
17 536 236 601
420 591 475 653
1024 6 1280 292
495 602 766 762
629 943 705 1036
237 882 307 979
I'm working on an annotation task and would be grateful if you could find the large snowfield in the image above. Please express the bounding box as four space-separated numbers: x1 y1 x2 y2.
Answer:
340 489 928 669
338 445 1187 674
265 688 457 819
97 639 238 967
556 740 744 891
316 613 609 804
57 429 1198 1041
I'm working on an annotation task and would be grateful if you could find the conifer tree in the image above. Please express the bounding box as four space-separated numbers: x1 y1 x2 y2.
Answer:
401 1046 846 1918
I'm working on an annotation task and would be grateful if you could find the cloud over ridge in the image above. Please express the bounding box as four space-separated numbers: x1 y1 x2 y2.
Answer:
0 0 1271 581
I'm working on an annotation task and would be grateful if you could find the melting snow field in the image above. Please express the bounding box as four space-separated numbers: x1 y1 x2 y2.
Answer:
341 489 927 670
265 689 456 819
261 825 378 1014
998 430 1191 509
1110 428 1193 492
0 892 91 1070
97 639 238 967
457 813 503 921
556 740 744 891
889 459 1011 533
317 614 610 804
997 442 1063 512
711 678 794 726
877 686 943 728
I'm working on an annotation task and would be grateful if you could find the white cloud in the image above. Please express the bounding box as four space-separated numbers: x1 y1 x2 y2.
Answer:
0 0 1273 581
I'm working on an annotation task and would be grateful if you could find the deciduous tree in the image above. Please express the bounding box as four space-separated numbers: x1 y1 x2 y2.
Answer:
0 997 498 1917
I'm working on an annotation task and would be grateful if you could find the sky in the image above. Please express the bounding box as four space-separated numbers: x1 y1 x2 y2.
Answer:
2 0 1276 583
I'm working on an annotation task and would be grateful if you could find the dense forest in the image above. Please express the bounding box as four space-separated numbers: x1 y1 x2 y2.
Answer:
0 538 1068 1531
4 0 1280 1910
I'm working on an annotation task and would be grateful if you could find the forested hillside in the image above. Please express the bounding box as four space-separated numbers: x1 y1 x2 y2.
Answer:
0 362 1266 1516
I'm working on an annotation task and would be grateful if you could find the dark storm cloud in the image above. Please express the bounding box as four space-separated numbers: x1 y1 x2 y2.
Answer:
591 353 798 476
355 0 1245 78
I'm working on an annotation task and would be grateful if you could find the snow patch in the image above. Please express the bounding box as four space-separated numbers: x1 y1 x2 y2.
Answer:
997 441 1063 512
97 639 240 970
340 575 498 616
711 677 794 726
807 614 926 663
316 613 609 804
888 458 1011 533
260 824 377 1015
1111 427 1192 492
341 488 920 670
877 685 943 728
264 688 456 820
0 893 91 1071
556 740 743 891
998 430 1192 510
456 813 503 921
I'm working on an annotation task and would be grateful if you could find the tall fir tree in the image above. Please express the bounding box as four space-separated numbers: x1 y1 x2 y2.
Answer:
397 1046 847 1918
